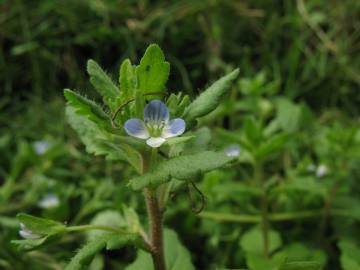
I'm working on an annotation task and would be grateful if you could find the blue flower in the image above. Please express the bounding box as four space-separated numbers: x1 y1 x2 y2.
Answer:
124 100 186 148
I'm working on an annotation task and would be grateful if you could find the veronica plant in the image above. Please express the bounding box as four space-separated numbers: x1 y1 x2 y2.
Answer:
12 44 239 270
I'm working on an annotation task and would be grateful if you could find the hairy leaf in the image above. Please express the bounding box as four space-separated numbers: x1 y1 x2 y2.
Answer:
87 59 120 111
64 89 110 130
129 151 235 190
119 59 137 100
66 233 140 270
183 69 239 122
67 107 143 172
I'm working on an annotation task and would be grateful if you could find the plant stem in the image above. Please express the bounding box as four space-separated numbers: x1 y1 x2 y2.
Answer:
67 224 125 234
144 187 166 270
199 209 355 223
143 148 166 270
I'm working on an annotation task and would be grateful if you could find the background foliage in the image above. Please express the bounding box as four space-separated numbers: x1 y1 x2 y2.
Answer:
0 0 359 269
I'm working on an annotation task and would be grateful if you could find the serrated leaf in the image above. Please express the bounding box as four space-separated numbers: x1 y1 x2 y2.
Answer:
125 229 195 270
66 106 125 160
64 89 110 130
183 69 239 122
129 151 235 190
87 59 121 111
136 44 170 95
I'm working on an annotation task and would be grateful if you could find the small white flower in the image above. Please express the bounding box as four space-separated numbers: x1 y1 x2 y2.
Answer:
34 141 50 155
124 100 186 148
38 193 60 209
19 223 42 239
224 144 241 157
316 164 328 178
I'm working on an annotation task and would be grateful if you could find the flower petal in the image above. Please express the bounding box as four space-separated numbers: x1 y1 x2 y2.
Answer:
162 118 186 138
144 100 169 124
124 119 149 139
146 137 166 148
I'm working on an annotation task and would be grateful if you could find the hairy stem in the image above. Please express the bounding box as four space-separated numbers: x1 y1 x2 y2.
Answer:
145 187 166 270
143 148 166 270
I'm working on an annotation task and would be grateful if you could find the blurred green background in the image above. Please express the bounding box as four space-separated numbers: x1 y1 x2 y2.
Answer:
1 0 360 269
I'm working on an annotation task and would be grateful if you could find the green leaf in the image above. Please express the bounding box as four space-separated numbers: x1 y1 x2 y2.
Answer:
136 44 170 95
275 98 302 133
129 151 235 190
12 214 66 251
87 59 121 111
16 213 65 235
87 208 141 242
240 226 282 255
255 133 288 160
86 210 125 242
119 59 137 100
64 89 110 130
183 68 239 122
246 252 285 270
65 106 125 161
125 229 195 270
244 116 262 145
66 233 140 270
65 237 108 270
165 136 195 146
66 106 144 172
278 243 326 268
279 261 321 270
